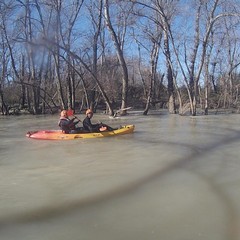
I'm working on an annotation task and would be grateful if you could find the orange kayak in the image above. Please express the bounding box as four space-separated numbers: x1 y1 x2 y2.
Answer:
26 125 135 140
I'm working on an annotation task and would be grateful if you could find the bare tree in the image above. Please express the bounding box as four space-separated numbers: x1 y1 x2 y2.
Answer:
103 0 130 115
168 0 240 115
0 31 9 115
223 17 240 109
154 0 177 114
58 0 84 111
130 1 162 115
86 0 104 112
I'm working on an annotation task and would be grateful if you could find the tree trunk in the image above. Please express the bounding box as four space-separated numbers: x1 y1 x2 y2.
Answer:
143 40 160 115
163 23 176 114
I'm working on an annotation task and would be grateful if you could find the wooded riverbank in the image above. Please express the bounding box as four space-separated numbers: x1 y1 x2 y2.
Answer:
1 1 239 117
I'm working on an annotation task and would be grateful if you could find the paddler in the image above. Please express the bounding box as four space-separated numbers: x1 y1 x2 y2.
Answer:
58 110 82 133
83 109 114 132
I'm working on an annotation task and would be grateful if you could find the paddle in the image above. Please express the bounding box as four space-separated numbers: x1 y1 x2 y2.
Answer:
67 109 82 122
67 109 74 116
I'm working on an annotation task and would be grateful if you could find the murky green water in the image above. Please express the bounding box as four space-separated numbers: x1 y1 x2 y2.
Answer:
0 111 240 240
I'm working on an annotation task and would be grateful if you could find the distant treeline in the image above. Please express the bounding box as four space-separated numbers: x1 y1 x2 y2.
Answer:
0 0 240 116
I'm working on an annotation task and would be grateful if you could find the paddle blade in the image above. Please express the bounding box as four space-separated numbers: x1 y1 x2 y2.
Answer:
67 109 74 116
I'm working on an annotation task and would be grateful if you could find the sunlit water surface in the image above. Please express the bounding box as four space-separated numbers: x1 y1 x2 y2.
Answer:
0 111 240 240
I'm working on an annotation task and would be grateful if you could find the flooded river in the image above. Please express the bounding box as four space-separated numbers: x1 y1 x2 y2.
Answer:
0 111 240 240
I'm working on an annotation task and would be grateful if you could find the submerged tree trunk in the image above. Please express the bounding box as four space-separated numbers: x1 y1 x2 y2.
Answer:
19 55 26 110
0 84 8 115
165 39 176 114
143 39 160 115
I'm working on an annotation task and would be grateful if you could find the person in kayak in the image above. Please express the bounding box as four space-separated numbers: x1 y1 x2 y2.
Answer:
58 110 82 134
83 109 114 132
